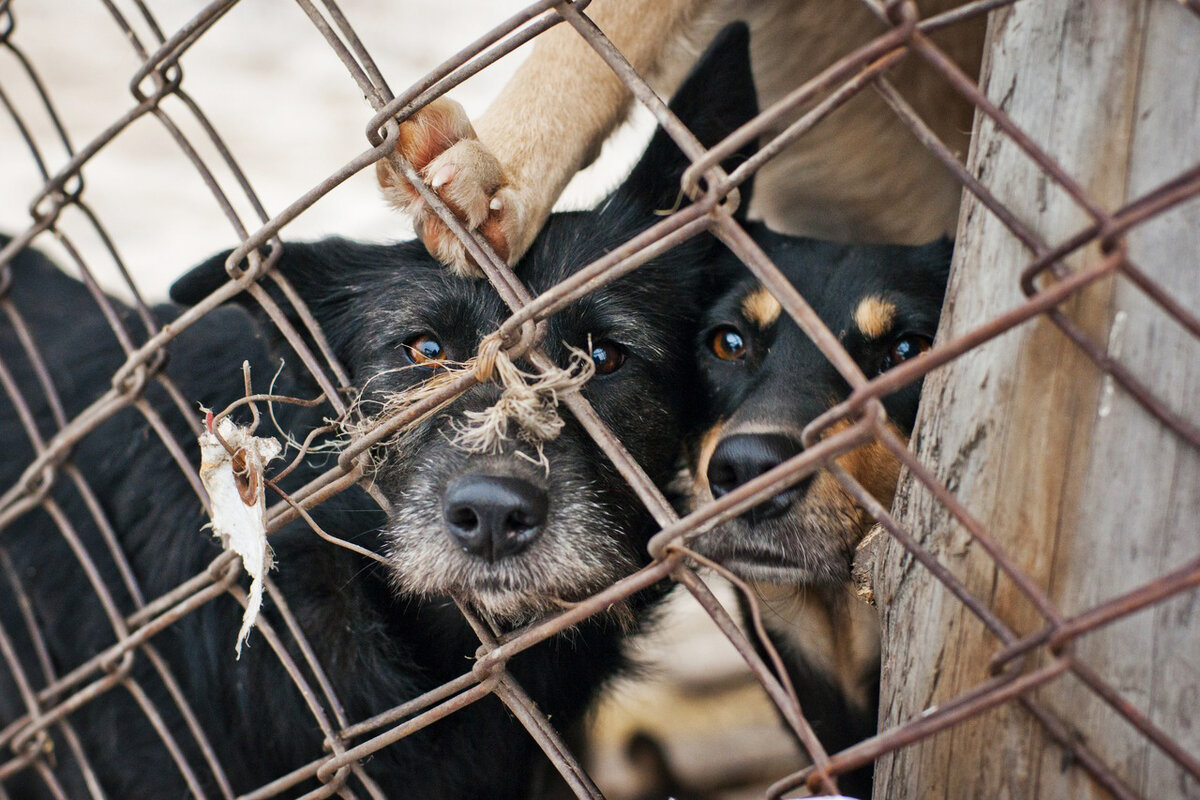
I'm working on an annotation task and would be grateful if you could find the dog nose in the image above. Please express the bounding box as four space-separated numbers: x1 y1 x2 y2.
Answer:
442 476 549 561
706 433 807 521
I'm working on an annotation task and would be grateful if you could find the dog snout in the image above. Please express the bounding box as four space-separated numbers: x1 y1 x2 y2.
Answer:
707 433 808 520
442 475 548 561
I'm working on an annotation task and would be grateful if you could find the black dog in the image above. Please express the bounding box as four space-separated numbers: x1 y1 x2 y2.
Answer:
0 26 757 799
691 231 951 796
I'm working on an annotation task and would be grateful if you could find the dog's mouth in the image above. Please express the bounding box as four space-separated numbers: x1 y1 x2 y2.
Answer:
691 470 871 587
698 544 823 585
391 524 638 623
695 529 851 587
382 469 643 622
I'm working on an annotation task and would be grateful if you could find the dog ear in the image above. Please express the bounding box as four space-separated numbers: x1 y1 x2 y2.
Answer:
170 240 344 310
172 237 443 372
917 236 954 287
170 237 399 373
610 22 758 219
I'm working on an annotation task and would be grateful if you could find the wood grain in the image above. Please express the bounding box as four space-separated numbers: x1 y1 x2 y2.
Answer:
874 1 1200 797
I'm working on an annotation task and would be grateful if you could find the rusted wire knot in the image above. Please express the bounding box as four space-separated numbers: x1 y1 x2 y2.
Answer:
12 729 51 762
451 331 595 459
110 353 160 399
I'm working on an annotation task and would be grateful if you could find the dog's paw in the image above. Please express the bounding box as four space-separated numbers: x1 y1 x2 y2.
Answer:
377 97 524 278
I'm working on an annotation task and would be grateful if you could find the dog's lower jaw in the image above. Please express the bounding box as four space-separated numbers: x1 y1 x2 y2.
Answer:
689 491 857 587
388 557 642 633
690 481 866 589
383 517 645 625
694 540 855 588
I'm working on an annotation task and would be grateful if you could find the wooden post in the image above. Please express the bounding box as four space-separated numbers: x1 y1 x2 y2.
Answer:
873 1 1200 798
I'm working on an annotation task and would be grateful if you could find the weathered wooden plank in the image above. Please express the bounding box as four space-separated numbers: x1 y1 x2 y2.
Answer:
873 1 1200 797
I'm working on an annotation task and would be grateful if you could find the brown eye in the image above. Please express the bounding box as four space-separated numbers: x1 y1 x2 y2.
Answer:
709 326 747 361
405 334 446 365
590 340 626 375
881 334 932 373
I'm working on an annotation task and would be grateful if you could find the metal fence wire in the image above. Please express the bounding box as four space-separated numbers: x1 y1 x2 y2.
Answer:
1 0 1198 798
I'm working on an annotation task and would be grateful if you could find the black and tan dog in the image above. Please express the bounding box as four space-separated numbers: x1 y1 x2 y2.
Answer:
691 231 951 795
0 28 757 799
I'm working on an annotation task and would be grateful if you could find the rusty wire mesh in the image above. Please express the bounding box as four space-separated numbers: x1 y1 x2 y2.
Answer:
0 0 1198 798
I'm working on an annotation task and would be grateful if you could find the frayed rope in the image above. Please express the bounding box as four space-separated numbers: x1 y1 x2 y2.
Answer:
343 331 595 464
451 332 595 458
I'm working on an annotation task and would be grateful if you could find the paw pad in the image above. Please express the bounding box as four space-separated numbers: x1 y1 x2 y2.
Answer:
377 97 522 277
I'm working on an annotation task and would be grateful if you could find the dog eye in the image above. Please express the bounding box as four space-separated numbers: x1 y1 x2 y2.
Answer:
880 334 932 372
590 339 626 375
405 333 446 365
709 326 747 361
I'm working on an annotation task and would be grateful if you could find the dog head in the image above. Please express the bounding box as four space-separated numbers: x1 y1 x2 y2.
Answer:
690 232 952 587
172 24 757 623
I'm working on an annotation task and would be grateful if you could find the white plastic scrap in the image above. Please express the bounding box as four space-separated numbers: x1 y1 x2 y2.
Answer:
198 412 282 657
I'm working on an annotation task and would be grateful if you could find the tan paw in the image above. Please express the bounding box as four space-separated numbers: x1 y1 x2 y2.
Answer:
377 97 523 277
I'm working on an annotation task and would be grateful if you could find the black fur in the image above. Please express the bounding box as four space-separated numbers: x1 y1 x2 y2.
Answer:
0 25 756 799
694 230 952 797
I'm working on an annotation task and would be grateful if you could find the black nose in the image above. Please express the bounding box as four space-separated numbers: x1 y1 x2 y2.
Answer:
706 433 807 521
442 476 549 561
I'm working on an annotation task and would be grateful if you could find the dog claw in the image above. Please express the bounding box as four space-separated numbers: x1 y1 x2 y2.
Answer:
430 163 457 191
377 97 525 277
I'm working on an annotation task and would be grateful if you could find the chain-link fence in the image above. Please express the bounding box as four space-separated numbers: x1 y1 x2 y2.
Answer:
0 0 1197 798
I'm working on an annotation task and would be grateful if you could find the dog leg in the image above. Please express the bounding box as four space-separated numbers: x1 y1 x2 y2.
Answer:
377 97 522 275
379 0 706 277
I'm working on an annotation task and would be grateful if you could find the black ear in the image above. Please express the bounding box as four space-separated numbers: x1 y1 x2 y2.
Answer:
612 22 758 217
918 236 954 287
171 240 342 309
1 235 99 319
170 237 392 379
169 242 340 387
170 247 243 306
170 237 396 332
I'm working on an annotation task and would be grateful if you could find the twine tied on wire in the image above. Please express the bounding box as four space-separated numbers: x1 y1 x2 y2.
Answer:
451 331 595 458
344 330 595 468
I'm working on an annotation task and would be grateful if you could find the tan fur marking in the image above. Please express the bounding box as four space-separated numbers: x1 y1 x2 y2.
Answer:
692 421 726 494
741 287 782 330
836 422 906 508
806 418 908 541
840 442 902 507
853 295 897 339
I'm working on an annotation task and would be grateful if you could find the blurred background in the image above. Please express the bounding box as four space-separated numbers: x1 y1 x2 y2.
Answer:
0 0 654 300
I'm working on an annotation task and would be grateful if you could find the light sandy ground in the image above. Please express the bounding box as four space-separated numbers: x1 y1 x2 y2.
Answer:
0 0 651 300
0 2 803 796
